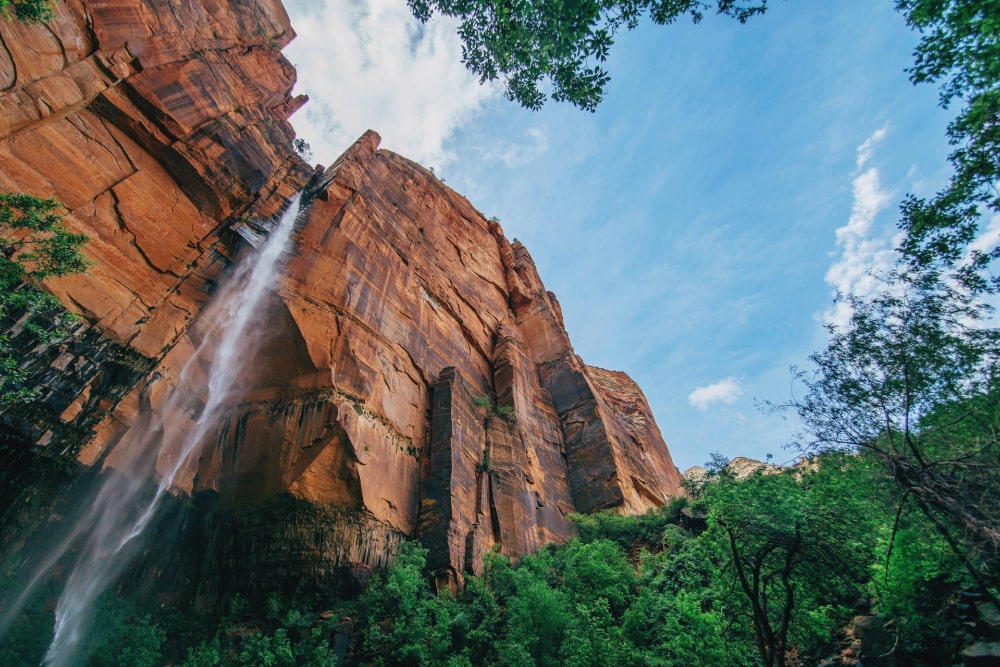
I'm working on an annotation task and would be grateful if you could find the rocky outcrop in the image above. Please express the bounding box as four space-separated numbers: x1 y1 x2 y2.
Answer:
684 455 785 486
0 0 683 602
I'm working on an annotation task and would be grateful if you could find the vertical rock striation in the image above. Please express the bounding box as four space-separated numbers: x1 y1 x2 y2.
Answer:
0 0 311 480
1 0 682 603
183 131 684 593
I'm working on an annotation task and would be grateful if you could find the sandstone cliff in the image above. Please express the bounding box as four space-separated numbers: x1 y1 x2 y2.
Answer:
0 0 312 463
0 0 682 601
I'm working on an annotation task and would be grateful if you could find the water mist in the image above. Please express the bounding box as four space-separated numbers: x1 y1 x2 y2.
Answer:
1 195 302 666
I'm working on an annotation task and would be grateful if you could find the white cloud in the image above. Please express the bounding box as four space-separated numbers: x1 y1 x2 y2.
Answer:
855 124 887 169
823 127 899 328
688 377 743 411
282 0 499 169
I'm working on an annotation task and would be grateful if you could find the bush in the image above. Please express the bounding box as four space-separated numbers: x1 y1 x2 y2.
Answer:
359 541 459 666
0 0 53 23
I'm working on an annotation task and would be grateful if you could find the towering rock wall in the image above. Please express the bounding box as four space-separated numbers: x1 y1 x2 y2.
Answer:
0 0 682 602
183 132 684 593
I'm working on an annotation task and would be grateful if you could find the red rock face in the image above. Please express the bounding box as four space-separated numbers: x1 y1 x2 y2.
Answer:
0 0 310 359
0 0 682 597
185 132 684 589
0 0 311 476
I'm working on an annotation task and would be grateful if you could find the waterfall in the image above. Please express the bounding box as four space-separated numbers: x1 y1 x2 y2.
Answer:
1 194 302 666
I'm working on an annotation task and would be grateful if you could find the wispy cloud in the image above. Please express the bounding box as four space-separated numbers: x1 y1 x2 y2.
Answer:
823 126 898 327
968 214 1000 259
282 0 498 169
476 127 550 167
855 125 887 169
688 377 743 411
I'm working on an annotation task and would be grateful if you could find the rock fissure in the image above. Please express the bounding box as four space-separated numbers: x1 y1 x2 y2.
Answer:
107 187 181 278
95 114 141 173
0 32 16 93
43 22 71 71
66 115 129 173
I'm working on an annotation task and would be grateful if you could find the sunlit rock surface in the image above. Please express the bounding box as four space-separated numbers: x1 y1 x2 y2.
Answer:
0 0 311 470
187 131 684 590
0 0 682 601
683 456 788 486
0 0 310 353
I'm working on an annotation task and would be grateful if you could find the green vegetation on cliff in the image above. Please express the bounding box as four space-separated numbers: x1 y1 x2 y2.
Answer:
350 450 993 666
0 0 53 23
0 193 88 405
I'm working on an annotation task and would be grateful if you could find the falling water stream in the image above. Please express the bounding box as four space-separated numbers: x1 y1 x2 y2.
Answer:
2 194 302 666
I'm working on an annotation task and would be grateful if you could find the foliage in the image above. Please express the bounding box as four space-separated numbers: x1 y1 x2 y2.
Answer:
407 0 769 111
559 598 633 666
0 193 89 405
293 138 313 162
494 404 515 422
569 496 686 552
0 578 59 667
791 270 1000 590
358 541 459 666
792 273 997 454
0 582 300 667
354 513 758 665
353 464 969 665
780 5 1000 652
871 513 967 655
179 594 339 667
894 0 1000 290
0 586 167 667
88 599 166 667
358 538 608 665
472 393 517 423
702 455 876 667
3 468 974 666
623 532 744 666
0 0 53 23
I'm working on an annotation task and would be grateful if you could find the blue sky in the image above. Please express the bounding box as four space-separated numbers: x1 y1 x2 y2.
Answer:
281 0 955 471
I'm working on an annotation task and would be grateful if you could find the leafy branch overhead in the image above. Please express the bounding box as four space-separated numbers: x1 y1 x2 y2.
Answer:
407 0 769 111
